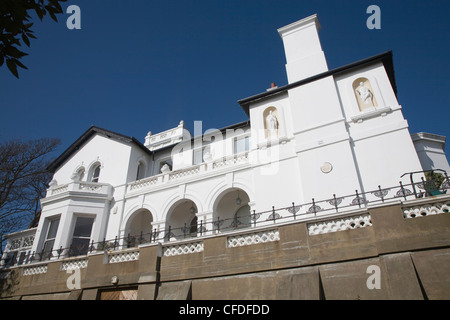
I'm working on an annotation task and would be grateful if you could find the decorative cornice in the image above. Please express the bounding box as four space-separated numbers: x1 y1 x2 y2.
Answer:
277 14 321 38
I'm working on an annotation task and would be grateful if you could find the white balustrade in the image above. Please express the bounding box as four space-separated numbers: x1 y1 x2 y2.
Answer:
227 229 280 248
308 214 372 235
23 264 48 276
403 200 450 219
162 241 204 257
108 250 140 264
61 257 88 270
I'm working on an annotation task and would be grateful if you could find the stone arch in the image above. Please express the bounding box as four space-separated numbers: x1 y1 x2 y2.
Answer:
123 208 154 247
206 181 254 213
212 187 251 232
71 165 86 181
136 160 147 180
87 160 103 183
161 189 203 218
165 198 199 241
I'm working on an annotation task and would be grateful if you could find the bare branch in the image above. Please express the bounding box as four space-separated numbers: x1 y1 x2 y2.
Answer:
0 137 60 234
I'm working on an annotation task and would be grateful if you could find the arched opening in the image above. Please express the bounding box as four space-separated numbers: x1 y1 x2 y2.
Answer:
88 162 102 183
213 188 251 232
72 166 85 181
136 161 146 180
124 209 153 247
190 216 198 237
263 106 279 139
165 200 198 241
353 78 378 111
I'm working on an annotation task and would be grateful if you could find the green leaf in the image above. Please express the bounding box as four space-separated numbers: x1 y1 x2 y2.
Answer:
6 59 19 78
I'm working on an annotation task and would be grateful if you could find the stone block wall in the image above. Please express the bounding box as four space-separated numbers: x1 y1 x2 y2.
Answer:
1 197 449 300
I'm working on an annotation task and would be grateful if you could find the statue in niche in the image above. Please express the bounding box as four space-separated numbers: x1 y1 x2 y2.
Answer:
355 81 375 106
355 82 373 105
265 110 279 137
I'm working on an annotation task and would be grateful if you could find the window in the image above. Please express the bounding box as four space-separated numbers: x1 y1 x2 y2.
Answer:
193 146 210 165
42 218 60 260
70 217 94 256
234 136 250 154
193 148 204 165
136 162 145 180
91 165 101 183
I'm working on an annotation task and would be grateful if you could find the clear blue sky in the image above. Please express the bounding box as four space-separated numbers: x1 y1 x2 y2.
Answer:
1 0 449 156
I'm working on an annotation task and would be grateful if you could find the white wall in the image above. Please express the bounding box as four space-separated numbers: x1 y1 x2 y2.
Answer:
34 133 153 256
278 14 328 82
412 133 450 174
335 63 424 190
52 134 133 187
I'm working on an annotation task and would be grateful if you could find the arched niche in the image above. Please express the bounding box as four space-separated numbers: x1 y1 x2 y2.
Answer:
263 106 280 139
353 78 378 111
71 166 85 181
136 160 146 180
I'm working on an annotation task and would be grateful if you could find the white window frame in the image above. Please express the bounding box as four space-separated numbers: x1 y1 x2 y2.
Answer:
41 217 60 260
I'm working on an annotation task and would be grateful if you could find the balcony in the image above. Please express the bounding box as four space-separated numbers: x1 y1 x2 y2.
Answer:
44 181 113 202
127 152 251 194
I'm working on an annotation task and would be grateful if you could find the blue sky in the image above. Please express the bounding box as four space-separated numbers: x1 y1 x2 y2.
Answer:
1 0 449 156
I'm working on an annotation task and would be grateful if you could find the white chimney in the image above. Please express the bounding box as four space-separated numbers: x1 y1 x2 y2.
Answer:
278 14 328 83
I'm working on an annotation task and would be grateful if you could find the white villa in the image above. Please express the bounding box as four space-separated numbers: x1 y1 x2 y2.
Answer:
2 14 449 269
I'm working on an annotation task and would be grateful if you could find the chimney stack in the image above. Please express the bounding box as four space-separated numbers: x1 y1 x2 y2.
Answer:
266 82 278 91
278 14 328 83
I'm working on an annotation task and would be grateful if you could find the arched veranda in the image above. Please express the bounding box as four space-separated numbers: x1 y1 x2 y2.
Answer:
124 208 154 247
213 188 251 232
165 199 199 241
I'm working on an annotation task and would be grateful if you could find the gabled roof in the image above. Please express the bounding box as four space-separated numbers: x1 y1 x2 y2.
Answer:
238 51 397 116
46 126 152 173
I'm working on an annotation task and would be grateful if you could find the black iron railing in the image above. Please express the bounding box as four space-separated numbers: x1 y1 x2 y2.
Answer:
1 170 449 268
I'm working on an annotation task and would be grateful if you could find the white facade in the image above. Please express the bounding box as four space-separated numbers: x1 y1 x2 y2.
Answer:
3 15 449 265
412 132 450 174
